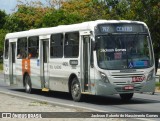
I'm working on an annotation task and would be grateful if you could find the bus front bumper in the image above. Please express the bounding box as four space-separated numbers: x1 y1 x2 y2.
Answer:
95 79 155 96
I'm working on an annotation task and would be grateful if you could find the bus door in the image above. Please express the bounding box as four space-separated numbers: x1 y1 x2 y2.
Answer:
40 39 49 91
9 42 16 85
81 31 91 92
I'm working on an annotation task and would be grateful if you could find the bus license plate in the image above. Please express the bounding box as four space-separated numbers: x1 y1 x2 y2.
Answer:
124 86 134 90
132 76 145 82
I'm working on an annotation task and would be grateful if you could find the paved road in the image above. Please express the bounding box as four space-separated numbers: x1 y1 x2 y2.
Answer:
0 73 160 121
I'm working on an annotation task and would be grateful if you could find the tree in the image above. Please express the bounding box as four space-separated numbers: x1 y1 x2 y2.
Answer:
0 10 7 29
61 0 93 21
4 14 24 32
4 0 54 31
129 0 160 71
60 0 111 22
0 10 7 56
42 9 83 27
0 29 8 56
42 0 93 27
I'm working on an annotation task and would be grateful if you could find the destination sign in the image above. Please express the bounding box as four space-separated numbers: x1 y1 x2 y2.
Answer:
98 23 146 33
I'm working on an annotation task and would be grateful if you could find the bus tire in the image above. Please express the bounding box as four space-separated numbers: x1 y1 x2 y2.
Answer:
71 77 83 102
120 93 133 101
24 75 32 93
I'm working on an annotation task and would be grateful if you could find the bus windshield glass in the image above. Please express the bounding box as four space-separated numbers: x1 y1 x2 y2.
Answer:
95 34 153 70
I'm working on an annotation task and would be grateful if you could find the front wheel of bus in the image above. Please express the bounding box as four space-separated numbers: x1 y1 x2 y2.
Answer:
24 75 32 93
120 93 133 101
71 78 83 102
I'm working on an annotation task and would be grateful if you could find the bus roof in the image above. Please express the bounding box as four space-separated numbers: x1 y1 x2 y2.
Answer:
5 20 147 39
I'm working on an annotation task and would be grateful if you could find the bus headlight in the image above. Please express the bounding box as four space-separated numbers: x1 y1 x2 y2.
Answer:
100 72 110 83
147 69 154 81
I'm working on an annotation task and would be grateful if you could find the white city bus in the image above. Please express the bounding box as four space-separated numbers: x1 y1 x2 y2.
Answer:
3 20 155 101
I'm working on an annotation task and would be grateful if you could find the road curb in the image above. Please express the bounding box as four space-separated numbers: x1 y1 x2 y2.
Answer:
0 90 103 112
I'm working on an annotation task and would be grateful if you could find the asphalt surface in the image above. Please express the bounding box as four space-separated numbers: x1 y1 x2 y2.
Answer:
0 72 160 121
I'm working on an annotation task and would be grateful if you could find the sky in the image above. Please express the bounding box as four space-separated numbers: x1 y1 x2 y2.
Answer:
0 0 48 14
0 0 17 14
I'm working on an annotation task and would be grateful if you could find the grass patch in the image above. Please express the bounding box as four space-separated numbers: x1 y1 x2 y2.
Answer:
156 82 160 87
28 101 48 106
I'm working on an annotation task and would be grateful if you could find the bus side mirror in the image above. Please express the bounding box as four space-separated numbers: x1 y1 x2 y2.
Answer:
91 40 96 51
92 41 100 51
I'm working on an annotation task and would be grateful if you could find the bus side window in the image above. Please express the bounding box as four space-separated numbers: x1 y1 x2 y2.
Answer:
28 36 39 59
4 39 9 59
64 32 79 58
17 38 27 59
50 33 63 58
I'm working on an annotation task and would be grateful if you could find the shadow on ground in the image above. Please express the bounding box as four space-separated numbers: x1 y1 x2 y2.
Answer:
9 88 160 106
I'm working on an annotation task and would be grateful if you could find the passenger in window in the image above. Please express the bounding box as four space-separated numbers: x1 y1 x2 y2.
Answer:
22 50 27 59
28 53 32 59
17 54 21 58
17 49 25 59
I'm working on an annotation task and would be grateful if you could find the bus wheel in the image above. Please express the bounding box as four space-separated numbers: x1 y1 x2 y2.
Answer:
71 78 83 102
24 75 32 93
120 93 133 101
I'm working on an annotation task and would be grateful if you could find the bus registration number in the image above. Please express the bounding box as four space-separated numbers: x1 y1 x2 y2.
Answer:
124 85 134 90
132 76 145 82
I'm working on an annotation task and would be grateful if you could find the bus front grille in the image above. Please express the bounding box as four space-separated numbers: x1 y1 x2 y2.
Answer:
111 71 144 78
111 74 144 78
113 81 143 85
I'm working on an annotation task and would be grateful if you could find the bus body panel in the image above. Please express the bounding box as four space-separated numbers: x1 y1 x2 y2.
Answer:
3 60 10 85
48 58 79 92
30 59 41 89
16 59 23 87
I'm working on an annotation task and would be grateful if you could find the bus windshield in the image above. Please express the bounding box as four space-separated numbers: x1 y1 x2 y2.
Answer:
96 34 153 70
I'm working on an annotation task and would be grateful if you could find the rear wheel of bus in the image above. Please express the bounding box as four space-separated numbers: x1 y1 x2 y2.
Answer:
71 77 83 102
24 74 32 93
120 93 133 101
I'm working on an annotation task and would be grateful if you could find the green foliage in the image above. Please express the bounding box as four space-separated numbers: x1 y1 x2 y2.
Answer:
0 10 7 29
0 10 8 55
128 0 160 56
4 14 24 32
156 82 160 87
0 29 8 55
0 63 3 70
3 2 53 32
43 9 83 27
